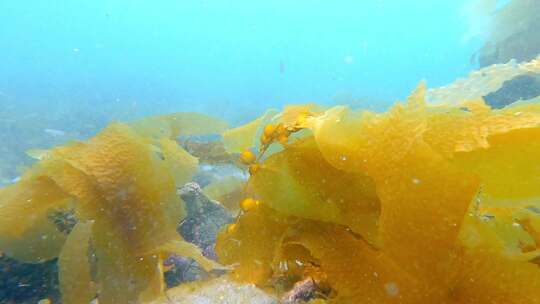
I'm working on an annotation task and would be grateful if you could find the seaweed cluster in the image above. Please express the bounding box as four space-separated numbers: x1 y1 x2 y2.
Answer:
216 82 540 303
0 113 228 303
3 58 540 303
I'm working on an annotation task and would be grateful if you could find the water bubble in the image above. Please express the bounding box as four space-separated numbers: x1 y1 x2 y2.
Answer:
384 282 399 297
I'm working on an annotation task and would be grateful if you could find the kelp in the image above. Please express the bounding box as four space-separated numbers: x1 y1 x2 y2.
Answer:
216 82 540 303
4 63 540 303
426 56 540 105
131 112 228 140
0 114 227 303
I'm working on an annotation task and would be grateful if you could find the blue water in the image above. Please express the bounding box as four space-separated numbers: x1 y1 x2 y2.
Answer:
0 0 480 124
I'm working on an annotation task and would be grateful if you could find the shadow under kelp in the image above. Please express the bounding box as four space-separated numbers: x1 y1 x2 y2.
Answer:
0 255 59 304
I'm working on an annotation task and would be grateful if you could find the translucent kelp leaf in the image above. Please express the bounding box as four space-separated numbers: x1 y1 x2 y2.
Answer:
91 219 164 304
203 176 245 212
151 239 222 272
54 124 183 252
0 177 70 262
131 112 228 140
59 221 95 304
282 222 427 304
424 98 540 158
310 83 481 283
215 81 540 303
280 104 322 129
159 138 199 187
454 127 540 199
309 82 428 176
0 121 218 303
248 137 381 244
454 215 540 303
223 110 278 153
426 56 540 105
374 144 480 284
451 248 540 303
216 206 291 284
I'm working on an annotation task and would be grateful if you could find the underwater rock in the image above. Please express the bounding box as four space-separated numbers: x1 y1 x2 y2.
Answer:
180 137 238 166
193 163 246 189
164 255 211 288
164 182 233 288
484 74 540 108
47 208 78 235
178 182 234 258
0 255 59 304
280 278 328 304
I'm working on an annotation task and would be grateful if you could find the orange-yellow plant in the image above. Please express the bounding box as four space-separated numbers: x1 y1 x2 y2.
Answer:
216 83 540 303
0 114 227 304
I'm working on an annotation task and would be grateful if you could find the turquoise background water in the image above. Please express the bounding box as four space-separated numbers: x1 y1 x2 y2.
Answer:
0 0 481 123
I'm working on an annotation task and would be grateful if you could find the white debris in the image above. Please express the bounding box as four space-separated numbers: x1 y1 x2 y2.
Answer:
44 128 66 137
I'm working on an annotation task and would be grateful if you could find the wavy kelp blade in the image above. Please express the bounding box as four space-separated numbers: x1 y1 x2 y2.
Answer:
131 112 228 140
59 221 95 304
0 177 70 262
153 238 223 272
92 221 164 304
282 222 428 303
248 137 381 245
451 248 540 303
55 123 183 252
455 124 540 200
223 110 278 153
216 206 291 284
203 176 245 212
426 56 540 105
159 137 198 187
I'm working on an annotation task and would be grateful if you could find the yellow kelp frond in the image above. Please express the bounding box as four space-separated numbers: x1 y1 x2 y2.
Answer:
454 127 540 199
216 205 292 285
223 109 279 153
281 221 427 303
131 112 228 140
248 137 380 245
309 82 428 175
59 123 183 252
0 120 221 303
0 177 71 262
159 137 199 187
59 221 95 304
203 176 245 212
450 246 540 303
91 219 165 304
216 82 540 303
150 238 222 272
279 103 323 129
